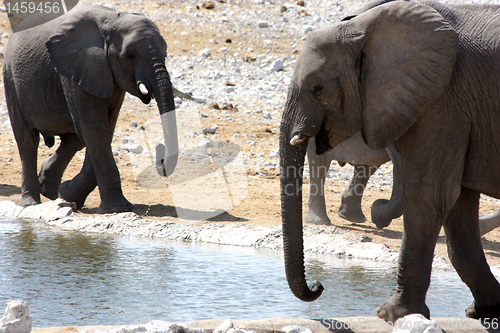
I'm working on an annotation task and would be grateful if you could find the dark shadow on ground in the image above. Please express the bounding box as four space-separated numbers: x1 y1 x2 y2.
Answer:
0 184 21 196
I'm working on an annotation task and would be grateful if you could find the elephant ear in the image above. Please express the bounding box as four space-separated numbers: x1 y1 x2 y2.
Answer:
46 7 115 99
348 1 458 150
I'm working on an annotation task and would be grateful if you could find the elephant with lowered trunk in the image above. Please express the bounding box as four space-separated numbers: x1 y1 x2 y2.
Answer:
280 0 500 322
4 4 180 213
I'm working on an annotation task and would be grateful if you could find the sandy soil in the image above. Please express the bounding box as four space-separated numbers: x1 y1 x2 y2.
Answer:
0 0 498 269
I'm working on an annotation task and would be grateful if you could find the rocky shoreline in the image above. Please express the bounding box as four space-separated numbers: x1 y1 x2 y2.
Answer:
2 198 495 275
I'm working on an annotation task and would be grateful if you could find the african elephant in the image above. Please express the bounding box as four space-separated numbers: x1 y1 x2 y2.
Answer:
305 131 404 229
280 0 500 322
4 4 179 213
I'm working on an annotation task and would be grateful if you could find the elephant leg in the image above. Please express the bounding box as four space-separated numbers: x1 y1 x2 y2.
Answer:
58 150 98 209
39 133 84 200
61 78 131 213
16 128 41 206
371 146 404 228
479 208 500 236
338 165 378 223
305 139 333 225
443 187 500 319
7 92 41 206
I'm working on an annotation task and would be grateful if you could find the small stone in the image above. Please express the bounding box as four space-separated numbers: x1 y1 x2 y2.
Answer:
273 59 285 71
199 48 212 57
297 0 305 6
201 1 215 9
209 103 220 110
258 21 269 28
280 5 287 12
224 81 236 86
225 38 232 43
225 86 235 93
263 112 272 120
200 112 209 118
129 120 138 127
199 139 214 148
202 126 218 134
121 143 143 154
303 26 314 34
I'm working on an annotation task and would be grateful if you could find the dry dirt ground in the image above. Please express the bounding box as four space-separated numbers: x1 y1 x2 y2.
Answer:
0 0 498 269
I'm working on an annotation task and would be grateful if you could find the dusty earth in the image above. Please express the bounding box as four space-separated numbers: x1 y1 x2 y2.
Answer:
0 0 498 270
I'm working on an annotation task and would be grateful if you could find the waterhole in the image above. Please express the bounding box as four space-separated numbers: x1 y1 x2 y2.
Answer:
0 218 473 327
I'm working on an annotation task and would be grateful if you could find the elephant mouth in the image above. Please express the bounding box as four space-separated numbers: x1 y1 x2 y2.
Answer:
138 82 153 104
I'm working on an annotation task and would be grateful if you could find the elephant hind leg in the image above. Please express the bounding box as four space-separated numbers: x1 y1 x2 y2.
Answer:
39 133 84 200
443 187 500 319
339 165 379 223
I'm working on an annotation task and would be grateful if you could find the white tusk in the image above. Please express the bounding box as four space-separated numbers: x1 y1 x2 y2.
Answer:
139 83 149 95
290 134 308 146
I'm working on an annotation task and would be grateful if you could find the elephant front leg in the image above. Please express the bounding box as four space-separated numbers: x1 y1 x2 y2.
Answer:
376 178 458 322
339 165 378 223
443 187 500 319
62 79 131 213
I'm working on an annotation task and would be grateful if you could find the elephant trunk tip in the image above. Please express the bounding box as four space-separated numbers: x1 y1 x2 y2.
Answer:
290 280 324 302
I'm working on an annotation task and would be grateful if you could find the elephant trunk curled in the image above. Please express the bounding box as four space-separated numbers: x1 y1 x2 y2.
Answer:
151 60 178 177
280 102 324 302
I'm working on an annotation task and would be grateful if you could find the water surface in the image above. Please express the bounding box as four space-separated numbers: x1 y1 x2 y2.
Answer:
0 218 472 326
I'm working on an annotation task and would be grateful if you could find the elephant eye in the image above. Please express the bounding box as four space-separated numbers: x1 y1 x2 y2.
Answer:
125 52 136 62
311 83 324 97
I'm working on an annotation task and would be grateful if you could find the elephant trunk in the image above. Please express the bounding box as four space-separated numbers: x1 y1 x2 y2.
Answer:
151 61 178 177
280 112 324 302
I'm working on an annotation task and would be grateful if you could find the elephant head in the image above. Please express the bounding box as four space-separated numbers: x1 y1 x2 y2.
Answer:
280 1 458 302
46 5 178 176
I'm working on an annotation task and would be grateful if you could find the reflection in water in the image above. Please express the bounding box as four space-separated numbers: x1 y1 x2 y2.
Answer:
0 218 472 327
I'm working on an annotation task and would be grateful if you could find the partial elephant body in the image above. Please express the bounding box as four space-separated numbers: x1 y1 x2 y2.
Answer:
280 0 500 322
4 4 178 212
305 131 404 228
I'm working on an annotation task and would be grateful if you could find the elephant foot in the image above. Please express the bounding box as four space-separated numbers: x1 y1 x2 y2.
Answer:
466 300 500 319
304 209 332 225
58 181 88 210
371 199 393 229
98 196 133 214
19 194 41 207
338 204 366 223
39 179 60 200
376 294 430 323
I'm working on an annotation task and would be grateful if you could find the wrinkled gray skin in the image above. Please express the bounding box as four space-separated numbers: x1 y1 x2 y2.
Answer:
305 131 403 229
4 4 179 213
280 0 500 322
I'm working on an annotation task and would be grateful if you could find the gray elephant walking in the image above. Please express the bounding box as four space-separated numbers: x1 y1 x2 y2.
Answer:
4 4 179 213
280 0 500 322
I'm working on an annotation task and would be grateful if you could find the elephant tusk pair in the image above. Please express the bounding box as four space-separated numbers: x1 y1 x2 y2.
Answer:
290 133 308 146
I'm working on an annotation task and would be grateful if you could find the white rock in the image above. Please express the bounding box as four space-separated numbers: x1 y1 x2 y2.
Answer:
129 121 138 127
0 300 32 333
282 326 312 333
213 319 233 333
263 112 272 120
225 86 235 93
199 48 212 57
121 143 143 154
273 60 285 72
303 26 314 34
392 314 442 333
199 139 214 148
